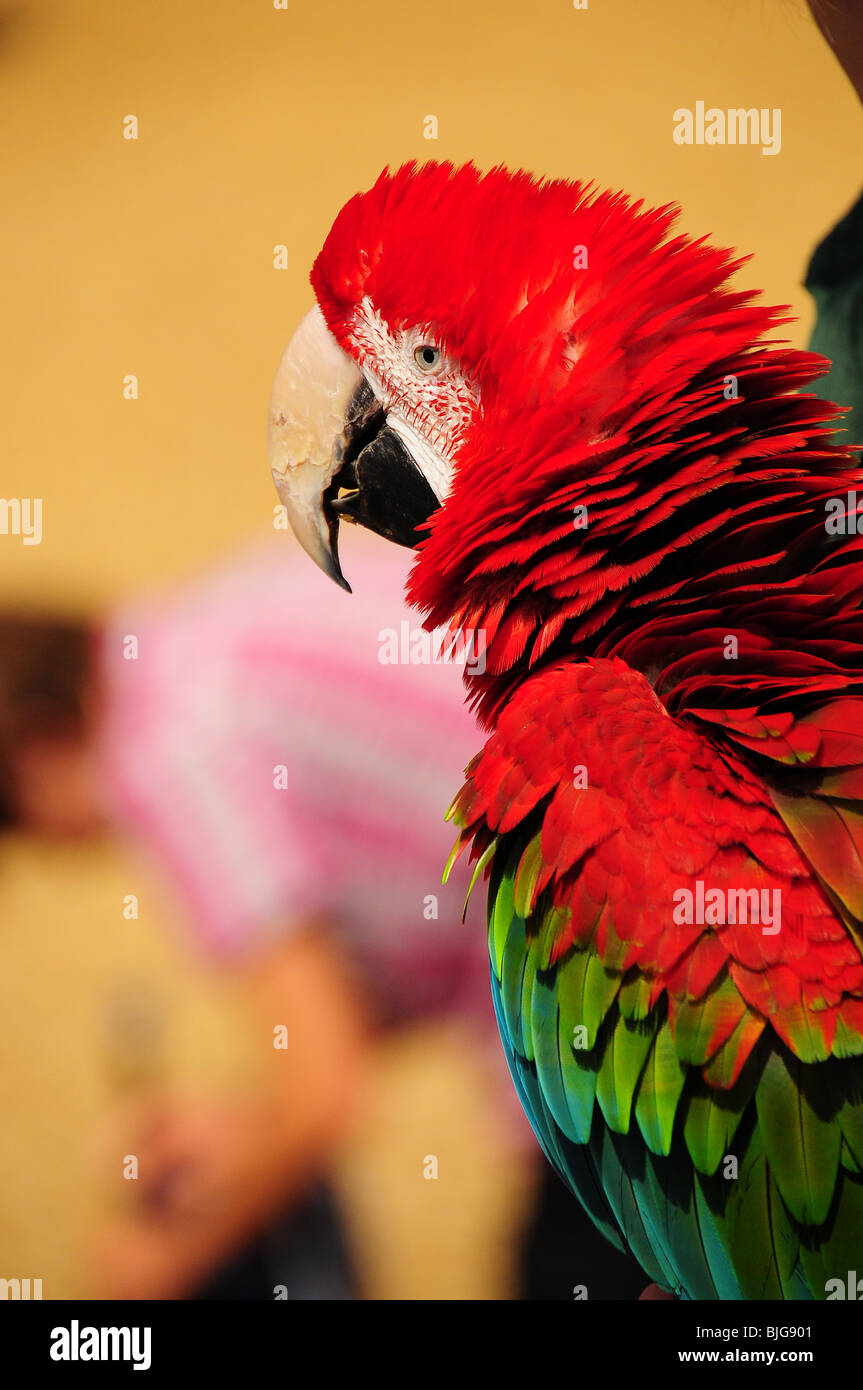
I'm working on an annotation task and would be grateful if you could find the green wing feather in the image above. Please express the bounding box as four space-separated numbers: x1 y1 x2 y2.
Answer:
487 838 863 1299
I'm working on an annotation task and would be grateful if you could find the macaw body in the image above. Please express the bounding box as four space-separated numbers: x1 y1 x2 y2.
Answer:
449 659 863 1298
268 161 863 1298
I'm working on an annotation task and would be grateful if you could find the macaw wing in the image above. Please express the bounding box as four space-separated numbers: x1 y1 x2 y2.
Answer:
689 694 863 944
448 657 863 1299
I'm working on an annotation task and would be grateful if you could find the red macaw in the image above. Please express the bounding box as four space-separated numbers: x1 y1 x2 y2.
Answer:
268 161 863 1299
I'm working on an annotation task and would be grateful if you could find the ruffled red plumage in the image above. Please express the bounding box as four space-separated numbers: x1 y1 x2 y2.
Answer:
311 168 863 1277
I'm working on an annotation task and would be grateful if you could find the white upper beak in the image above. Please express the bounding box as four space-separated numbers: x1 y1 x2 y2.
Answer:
267 304 363 589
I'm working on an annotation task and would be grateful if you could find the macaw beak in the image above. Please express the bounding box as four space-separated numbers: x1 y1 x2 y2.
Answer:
268 305 440 591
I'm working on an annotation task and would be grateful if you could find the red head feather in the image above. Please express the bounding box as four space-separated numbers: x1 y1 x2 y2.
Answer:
311 162 863 727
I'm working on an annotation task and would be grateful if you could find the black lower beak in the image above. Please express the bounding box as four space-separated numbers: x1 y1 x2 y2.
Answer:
323 382 441 575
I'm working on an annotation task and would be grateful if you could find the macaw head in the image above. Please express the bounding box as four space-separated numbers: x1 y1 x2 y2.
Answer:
269 162 850 717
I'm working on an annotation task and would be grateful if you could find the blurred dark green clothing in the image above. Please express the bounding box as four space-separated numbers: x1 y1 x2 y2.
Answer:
806 189 863 453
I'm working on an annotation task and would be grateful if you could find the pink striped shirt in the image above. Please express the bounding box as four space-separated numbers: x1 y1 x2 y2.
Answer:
97 535 490 1020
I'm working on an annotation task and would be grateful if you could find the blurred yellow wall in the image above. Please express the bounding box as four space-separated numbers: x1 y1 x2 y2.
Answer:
0 0 860 1299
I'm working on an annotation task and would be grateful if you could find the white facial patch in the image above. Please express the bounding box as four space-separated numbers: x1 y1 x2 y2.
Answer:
349 297 480 502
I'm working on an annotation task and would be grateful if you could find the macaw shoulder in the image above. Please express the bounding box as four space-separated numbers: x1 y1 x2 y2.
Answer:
454 655 774 841
449 656 863 1063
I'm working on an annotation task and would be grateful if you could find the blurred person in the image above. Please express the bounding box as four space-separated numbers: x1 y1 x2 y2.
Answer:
0 534 512 1298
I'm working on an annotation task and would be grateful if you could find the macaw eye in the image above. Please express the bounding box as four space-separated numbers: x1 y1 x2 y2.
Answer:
413 343 443 373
